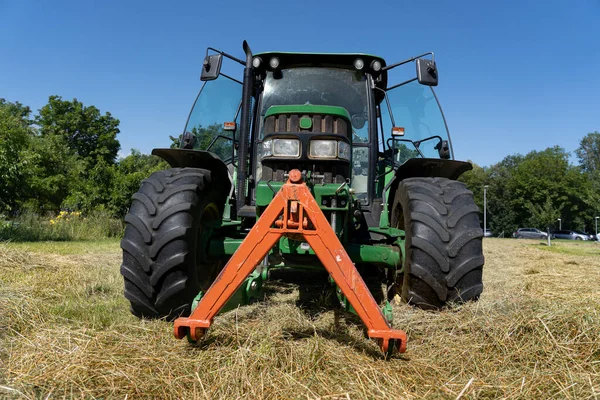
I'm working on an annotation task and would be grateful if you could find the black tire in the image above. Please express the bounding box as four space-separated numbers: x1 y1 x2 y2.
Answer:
391 177 484 309
120 167 228 320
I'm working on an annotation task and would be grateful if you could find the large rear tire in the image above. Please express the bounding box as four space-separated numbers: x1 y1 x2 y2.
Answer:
120 167 227 319
391 177 484 309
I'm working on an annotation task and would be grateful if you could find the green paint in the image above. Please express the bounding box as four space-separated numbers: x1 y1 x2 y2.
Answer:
368 226 404 239
346 243 401 267
299 116 312 130
264 105 350 121
208 238 402 269
189 269 263 318
255 181 350 208
382 301 394 324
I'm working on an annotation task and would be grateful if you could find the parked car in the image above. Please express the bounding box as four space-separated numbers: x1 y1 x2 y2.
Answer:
484 229 493 237
513 228 548 239
552 230 590 241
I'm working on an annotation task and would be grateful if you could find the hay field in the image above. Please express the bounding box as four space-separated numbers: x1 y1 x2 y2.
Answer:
1 238 599 399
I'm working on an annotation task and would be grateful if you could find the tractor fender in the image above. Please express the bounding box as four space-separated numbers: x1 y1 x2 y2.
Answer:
393 158 472 182
385 158 472 222
151 148 232 192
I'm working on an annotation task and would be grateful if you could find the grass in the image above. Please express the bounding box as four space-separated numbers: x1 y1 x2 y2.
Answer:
532 238 600 256
0 211 123 242
1 238 599 399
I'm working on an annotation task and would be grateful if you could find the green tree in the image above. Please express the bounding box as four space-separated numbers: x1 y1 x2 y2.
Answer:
576 132 600 222
525 197 561 230
0 99 33 213
576 131 600 174
36 96 120 164
109 150 168 217
26 96 122 213
458 161 487 213
21 133 82 212
485 155 524 235
490 147 593 232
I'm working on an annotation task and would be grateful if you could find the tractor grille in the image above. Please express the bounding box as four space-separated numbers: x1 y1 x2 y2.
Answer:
263 114 349 136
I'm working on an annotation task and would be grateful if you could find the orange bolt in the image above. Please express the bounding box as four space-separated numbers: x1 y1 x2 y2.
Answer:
288 169 302 183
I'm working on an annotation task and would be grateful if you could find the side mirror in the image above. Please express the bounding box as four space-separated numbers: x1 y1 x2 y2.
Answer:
200 54 223 81
416 58 438 86
181 131 196 149
435 139 451 159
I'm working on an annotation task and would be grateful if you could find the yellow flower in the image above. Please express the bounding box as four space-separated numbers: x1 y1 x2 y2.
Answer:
50 220 56 225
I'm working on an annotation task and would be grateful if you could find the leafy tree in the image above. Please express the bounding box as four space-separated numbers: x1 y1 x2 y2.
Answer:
109 150 168 217
575 132 600 221
458 161 487 213
36 96 120 164
518 147 591 231
576 132 600 174
0 99 33 213
0 98 32 122
525 197 560 230
21 133 82 212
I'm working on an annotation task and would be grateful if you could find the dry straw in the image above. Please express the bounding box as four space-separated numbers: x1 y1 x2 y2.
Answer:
1 239 599 399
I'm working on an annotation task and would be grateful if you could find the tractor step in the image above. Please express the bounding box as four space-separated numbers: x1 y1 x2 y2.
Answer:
173 169 407 356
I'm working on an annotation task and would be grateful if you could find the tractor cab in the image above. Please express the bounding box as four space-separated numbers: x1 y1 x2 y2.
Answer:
178 46 459 225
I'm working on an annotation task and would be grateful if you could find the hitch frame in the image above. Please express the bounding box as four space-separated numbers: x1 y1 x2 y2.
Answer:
173 169 407 355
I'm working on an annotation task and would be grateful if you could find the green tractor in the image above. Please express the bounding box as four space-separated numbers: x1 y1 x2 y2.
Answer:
120 41 484 343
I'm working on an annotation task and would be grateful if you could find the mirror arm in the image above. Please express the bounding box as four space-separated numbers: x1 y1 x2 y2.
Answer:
219 72 243 85
382 52 434 72
386 77 418 91
207 47 245 66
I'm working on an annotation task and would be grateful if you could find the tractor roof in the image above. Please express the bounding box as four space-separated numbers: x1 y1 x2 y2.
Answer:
254 51 388 91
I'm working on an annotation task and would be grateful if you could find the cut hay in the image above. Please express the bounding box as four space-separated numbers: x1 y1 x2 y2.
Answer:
1 239 599 399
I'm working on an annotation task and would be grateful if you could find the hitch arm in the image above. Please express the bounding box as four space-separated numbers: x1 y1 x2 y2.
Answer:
174 169 407 355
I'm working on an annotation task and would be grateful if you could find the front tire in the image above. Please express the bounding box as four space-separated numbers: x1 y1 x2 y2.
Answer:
391 177 484 309
120 168 228 319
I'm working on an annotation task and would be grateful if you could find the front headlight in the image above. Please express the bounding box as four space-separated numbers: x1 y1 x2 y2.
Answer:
273 138 300 157
309 140 337 158
309 140 351 160
262 140 273 157
261 138 300 158
338 141 351 160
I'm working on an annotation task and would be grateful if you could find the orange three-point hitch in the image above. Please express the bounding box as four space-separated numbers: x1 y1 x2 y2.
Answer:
173 169 407 354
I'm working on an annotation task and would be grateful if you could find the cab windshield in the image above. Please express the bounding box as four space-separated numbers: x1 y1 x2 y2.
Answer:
381 80 452 162
183 75 242 162
260 68 369 140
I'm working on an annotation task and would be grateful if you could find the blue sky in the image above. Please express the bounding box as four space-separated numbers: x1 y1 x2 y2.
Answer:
1 0 598 166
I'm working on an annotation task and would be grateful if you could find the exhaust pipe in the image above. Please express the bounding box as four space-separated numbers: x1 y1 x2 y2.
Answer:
236 41 253 215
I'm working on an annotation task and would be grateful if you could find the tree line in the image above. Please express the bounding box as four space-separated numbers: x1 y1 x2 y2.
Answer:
0 97 166 218
459 134 600 235
1 96 599 234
